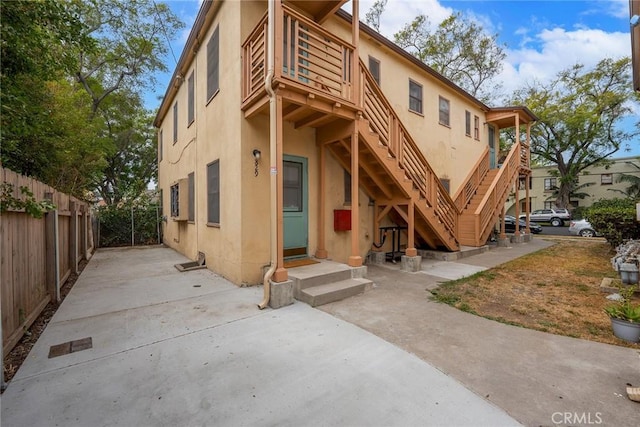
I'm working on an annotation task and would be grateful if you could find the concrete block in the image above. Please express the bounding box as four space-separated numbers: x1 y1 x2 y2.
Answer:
350 265 367 279
523 234 532 242
497 237 511 247
368 251 386 265
269 279 294 309
510 235 524 244
401 255 422 272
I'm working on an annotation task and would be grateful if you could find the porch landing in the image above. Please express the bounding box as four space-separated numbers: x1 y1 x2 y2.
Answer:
287 260 372 307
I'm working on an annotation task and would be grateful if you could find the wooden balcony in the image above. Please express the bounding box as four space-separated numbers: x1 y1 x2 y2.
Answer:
242 4 358 120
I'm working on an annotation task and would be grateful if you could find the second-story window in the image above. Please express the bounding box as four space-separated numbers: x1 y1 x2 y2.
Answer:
207 26 220 102
474 115 480 140
544 177 557 191
409 79 422 114
601 173 613 185
187 72 195 125
369 56 381 85
465 111 471 136
173 102 178 144
438 96 450 126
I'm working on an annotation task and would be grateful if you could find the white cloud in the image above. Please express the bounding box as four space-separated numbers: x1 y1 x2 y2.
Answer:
501 27 631 93
360 0 452 34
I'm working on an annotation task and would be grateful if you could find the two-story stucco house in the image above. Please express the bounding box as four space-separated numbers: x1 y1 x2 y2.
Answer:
154 0 536 308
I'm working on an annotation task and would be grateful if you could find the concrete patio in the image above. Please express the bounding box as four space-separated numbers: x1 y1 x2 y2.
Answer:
2 246 519 426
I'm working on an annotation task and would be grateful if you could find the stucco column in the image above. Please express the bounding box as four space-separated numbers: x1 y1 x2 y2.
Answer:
348 121 362 267
315 144 328 258
405 199 417 257
273 94 288 282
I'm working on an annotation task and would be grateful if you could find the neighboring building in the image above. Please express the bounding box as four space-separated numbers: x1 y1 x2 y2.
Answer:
506 156 640 215
154 0 535 289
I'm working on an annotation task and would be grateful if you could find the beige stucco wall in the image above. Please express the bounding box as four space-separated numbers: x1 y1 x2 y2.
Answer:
158 2 496 286
159 0 245 284
323 16 490 194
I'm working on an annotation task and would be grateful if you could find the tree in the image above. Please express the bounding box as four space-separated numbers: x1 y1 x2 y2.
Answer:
0 0 96 183
510 58 636 209
393 12 505 101
364 0 387 32
93 91 158 206
74 0 184 114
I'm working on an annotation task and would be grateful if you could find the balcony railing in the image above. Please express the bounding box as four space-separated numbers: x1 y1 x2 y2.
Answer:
242 5 356 107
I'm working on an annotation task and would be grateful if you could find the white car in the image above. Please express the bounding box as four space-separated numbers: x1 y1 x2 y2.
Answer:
568 219 599 237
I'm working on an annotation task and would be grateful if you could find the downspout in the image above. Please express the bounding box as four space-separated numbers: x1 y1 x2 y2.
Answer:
259 0 277 309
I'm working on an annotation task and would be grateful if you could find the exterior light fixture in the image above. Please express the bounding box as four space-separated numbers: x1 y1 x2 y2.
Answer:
632 15 640 27
252 149 261 176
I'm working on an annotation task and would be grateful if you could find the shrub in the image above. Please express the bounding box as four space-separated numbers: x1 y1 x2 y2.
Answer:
96 201 162 247
586 198 640 247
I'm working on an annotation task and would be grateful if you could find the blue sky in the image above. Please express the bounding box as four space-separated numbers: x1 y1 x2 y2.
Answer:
150 0 639 155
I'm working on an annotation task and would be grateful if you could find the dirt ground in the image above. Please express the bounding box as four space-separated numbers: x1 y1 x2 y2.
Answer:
431 238 640 348
2 259 88 388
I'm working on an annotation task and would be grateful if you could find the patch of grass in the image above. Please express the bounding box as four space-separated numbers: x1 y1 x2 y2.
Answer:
429 240 635 348
575 284 590 292
458 302 476 314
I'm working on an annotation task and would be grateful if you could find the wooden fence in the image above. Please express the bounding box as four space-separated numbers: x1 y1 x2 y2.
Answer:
1 167 94 357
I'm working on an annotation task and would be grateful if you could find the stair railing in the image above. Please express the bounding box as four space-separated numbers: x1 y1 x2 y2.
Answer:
473 141 521 242
359 61 458 240
452 147 490 213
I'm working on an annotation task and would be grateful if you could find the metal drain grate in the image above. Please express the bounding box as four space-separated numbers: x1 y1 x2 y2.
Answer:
48 337 93 359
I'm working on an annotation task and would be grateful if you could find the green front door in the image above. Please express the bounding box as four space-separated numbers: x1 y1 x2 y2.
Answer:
283 155 308 258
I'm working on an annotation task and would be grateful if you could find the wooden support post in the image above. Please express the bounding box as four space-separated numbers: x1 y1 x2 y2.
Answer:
348 121 362 267
69 201 78 274
499 206 506 239
273 94 288 282
525 174 531 232
373 202 381 249
514 176 521 236
315 145 328 259
405 199 417 257
46 210 61 304
351 0 360 107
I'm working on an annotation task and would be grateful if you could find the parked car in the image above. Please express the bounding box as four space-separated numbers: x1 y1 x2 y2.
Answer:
519 208 571 227
504 215 543 234
568 219 600 237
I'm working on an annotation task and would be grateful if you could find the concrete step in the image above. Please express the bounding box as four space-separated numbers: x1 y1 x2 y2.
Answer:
288 262 353 294
299 278 373 307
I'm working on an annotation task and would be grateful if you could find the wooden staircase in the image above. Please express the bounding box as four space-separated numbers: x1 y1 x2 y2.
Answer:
458 141 524 246
319 62 459 251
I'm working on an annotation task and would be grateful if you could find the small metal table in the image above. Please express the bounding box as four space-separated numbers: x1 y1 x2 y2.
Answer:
378 225 407 262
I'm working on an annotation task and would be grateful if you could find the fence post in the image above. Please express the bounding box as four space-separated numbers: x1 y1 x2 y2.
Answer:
80 204 88 260
70 201 78 274
131 205 135 246
46 209 61 304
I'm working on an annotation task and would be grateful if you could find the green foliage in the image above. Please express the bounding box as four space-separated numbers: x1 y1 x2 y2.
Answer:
604 286 640 323
508 58 636 209
586 198 640 247
96 199 162 247
93 92 158 205
0 0 182 203
0 183 56 218
394 12 506 101
364 0 387 32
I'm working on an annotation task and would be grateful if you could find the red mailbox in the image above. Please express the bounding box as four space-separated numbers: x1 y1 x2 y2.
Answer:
333 209 351 231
